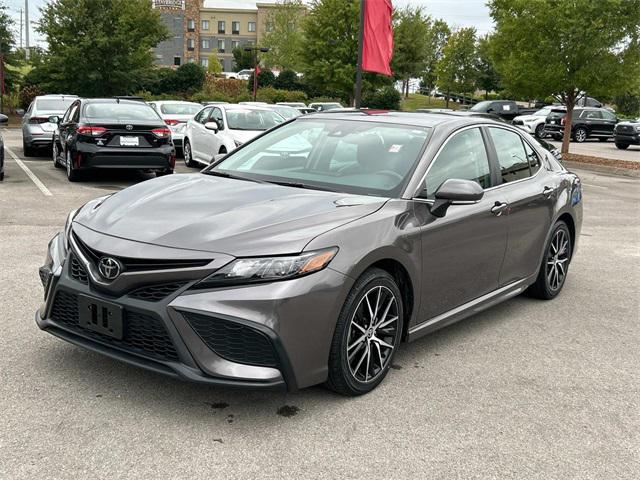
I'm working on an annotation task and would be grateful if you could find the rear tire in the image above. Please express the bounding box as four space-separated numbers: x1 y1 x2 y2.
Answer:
615 142 629 150
183 139 197 168
527 221 572 300
534 123 545 139
326 268 403 396
65 150 80 182
23 141 34 157
573 127 587 143
52 140 62 168
156 169 174 177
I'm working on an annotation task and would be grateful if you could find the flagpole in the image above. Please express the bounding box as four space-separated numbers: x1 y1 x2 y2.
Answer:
354 0 365 108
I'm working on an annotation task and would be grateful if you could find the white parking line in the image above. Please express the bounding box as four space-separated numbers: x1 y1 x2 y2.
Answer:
5 146 53 196
583 183 608 189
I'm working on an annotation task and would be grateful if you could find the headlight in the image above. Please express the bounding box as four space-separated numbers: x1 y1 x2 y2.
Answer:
234 139 243 147
635 125 640 132
62 208 79 251
193 248 338 289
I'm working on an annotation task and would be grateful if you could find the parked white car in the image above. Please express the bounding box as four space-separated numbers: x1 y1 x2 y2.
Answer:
512 106 565 139
183 104 285 167
148 100 203 153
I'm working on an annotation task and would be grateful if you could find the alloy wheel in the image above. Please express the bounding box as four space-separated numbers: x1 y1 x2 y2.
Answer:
184 141 192 167
575 128 587 142
346 286 399 383
546 229 570 291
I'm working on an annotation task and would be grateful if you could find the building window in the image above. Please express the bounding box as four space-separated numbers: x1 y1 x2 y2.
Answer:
187 38 195 51
217 39 225 53
232 21 240 34
187 19 195 32
248 21 256 32
201 20 210 31
174 56 181 66
200 58 209 68
202 39 210 49
232 40 240 50
218 21 225 34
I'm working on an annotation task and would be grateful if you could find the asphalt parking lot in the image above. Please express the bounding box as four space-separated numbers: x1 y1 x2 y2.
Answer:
547 137 640 162
1 127 638 479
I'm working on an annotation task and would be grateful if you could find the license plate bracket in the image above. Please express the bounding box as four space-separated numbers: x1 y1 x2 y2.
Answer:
120 136 139 147
78 295 124 340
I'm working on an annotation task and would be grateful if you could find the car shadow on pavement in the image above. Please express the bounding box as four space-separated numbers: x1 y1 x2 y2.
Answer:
36 295 533 423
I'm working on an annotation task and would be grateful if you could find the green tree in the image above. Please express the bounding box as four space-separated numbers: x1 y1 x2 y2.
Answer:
435 27 477 107
262 0 306 70
421 19 450 96
391 7 432 98
489 0 640 154
476 34 500 99
207 55 223 75
36 0 168 97
273 69 299 90
173 63 206 93
300 0 359 103
232 47 255 71
247 68 276 93
0 5 20 96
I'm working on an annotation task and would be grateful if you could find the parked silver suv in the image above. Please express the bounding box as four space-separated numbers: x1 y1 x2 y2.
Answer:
22 94 77 156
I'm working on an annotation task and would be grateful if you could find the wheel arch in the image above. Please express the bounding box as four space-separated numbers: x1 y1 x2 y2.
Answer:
556 212 576 260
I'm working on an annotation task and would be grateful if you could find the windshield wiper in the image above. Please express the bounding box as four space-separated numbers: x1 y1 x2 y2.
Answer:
203 170 265 183
267 180 336 192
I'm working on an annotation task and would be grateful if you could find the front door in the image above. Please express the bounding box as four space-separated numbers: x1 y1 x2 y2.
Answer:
415 127 509 320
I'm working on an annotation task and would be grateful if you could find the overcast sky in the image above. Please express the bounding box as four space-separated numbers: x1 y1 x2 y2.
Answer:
4 0 494 48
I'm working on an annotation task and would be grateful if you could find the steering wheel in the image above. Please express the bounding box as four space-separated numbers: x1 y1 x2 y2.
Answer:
377 170 404 183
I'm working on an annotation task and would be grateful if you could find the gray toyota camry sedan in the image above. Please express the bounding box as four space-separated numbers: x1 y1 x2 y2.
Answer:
37 111 582 395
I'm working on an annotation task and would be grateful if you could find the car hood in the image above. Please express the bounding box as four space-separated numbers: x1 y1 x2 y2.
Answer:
74 174 386 257
227 129 265 144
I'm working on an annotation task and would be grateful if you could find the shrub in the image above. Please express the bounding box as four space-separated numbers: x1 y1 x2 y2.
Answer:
256 87 307 104
362 86 401 110
247 69 276 92
309 96 343 104
172 63 206 94
19 85 44 109
204 76 247 98
274 69 300 91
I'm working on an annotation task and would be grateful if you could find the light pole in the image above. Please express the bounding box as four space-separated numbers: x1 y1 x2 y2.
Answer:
244 46 269 101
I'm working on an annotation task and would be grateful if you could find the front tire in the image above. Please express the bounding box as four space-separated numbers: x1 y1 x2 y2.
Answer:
527 221 572 300
326 268 403 396
598 137 608 142
615 142 629 150
534 123 545 139
183 139 197 168
156 169 174 177
573 127 587 143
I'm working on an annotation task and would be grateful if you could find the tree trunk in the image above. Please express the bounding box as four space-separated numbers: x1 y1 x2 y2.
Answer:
485 90 489 100
405 80 409 98
561 92 576 155
445 89 450 108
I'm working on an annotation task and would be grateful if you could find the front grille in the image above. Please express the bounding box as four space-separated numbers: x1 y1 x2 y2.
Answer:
73 233 211 272
128 282 187 302
182 311 278 368
51 291 179 362
69 255 88 284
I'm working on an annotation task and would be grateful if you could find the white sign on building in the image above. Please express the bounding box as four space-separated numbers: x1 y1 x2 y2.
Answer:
152 0 185 9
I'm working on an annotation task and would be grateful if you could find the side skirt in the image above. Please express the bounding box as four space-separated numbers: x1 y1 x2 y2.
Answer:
406 275 536 342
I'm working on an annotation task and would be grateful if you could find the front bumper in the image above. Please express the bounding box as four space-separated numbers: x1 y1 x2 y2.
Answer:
36 227 351 390
614 132 640 145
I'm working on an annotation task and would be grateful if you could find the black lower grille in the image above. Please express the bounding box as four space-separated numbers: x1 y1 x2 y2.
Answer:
128 282 187 302
50 291 179 362
69 256 88 284
182 311 278 367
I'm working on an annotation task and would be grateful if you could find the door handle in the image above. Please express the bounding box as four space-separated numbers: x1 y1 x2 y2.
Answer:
542 186 555 198
491 202 508 216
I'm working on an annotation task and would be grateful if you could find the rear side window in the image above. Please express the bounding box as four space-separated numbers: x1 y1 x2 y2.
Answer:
488 127 531 183
423 128 491 199
523 141 541 175
580 110 602 119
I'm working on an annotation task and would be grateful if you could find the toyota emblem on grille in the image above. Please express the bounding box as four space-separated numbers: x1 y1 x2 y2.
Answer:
126 124 134 131
98 257 122 280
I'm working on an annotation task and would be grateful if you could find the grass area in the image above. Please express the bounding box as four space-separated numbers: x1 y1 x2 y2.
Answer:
400 93 464 112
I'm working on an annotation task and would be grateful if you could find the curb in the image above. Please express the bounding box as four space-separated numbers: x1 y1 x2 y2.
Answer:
563 160 640 178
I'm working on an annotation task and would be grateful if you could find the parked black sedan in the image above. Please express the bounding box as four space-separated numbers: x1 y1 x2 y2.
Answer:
0 113 9 181
51 98 175 182
614 118 640 149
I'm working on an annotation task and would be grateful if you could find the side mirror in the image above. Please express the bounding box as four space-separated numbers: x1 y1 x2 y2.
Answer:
48 115 60 124
204 121 219 132
430 179 484 217
0 113 8 124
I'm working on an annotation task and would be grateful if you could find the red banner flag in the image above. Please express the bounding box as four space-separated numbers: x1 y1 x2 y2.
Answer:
362 0 393 76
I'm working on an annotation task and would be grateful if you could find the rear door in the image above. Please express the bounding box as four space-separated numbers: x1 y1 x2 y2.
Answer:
580 109 603 135
600 109 617 136
484 126 553 285
190 106 213 162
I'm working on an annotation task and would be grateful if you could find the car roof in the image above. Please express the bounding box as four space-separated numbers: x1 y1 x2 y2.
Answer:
153 100 201 105
300 110 505 128
81 98 152 106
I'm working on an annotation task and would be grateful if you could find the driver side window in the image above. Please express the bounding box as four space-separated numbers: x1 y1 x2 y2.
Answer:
422 128 491 199
210 108 225 130
194 107 212 124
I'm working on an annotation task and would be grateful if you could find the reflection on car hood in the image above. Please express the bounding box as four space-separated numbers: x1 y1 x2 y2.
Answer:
74 174 386 256
513 114 540 122
228 129 264 144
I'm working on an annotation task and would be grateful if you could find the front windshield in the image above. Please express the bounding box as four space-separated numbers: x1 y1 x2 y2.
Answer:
273 106 301 120
534 107 552 116
470 101 491 112
160 103 202 115
225 109 284 131
208 118 432 197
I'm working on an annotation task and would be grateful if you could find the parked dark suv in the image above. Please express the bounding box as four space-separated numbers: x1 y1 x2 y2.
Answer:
51 98 175 181
613 118 640 150
545 107 618 143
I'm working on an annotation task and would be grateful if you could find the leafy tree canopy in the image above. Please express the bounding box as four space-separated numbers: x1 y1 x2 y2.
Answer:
392 7 432 83
36 0 168 96
233 47 255 71
262 0 306 71
435 27 477 100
